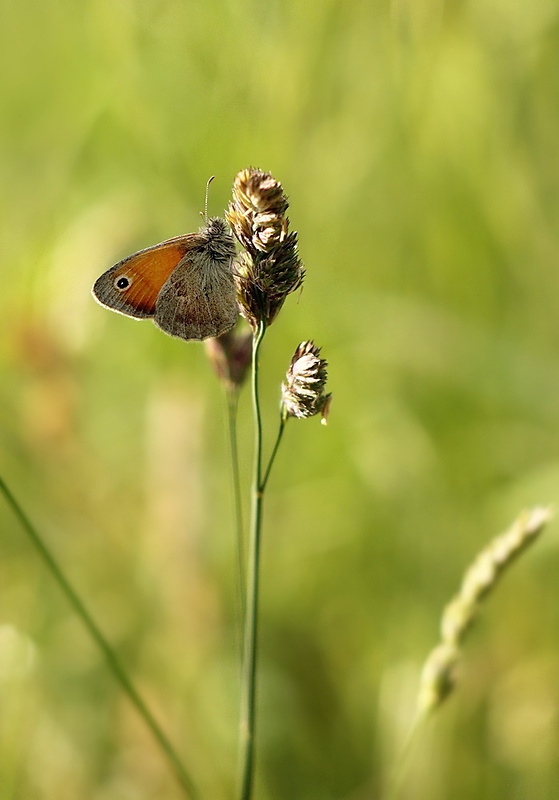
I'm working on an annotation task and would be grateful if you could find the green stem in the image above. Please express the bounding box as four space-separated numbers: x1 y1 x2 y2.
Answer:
261 416 286 493
0 474 198 800
238 320 266 800
226 387 246 602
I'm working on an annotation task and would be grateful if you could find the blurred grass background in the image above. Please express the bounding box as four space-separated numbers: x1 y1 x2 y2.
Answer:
1 0 559 797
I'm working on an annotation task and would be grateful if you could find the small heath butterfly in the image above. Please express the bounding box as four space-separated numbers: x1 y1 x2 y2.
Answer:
92 202 238 341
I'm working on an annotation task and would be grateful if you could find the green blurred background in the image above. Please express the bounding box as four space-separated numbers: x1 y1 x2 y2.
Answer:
1 0 559 797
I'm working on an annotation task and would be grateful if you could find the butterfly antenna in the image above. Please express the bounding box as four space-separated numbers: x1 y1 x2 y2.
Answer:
204 175 215 222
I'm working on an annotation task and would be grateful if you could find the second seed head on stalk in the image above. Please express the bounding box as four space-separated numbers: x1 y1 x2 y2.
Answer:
226 167 305 329
281 341 332 423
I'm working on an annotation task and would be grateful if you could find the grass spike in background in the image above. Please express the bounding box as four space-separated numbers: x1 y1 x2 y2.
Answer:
418 506 552 714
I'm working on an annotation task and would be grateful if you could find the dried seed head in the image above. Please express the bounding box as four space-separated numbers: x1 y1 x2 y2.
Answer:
281 341 331 421
227 167 304 328
204 329 252 392
226 168 289 256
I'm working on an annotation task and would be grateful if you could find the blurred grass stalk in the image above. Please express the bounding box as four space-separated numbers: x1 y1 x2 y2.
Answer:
205 328 254 604
0 474 199 800
388 506 552 800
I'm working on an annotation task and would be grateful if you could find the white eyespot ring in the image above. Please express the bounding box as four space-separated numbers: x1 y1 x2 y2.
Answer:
115 275 131 291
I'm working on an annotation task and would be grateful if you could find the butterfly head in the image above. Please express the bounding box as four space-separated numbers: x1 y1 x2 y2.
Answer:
201 216 236 263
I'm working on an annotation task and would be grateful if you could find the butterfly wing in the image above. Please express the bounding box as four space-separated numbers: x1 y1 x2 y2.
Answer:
92 235 198 319
155 251 238 341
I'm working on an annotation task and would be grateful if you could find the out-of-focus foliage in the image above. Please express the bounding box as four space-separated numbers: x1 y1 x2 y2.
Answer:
1 0 559 798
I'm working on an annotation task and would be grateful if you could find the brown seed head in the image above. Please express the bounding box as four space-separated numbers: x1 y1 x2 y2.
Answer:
227 167 304 328
226 168 289 256
281 341 331 421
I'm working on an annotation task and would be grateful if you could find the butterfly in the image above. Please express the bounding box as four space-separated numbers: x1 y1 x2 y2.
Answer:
92 216 239 341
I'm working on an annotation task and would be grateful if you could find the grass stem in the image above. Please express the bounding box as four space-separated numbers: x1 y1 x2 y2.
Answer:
238 320 266 800
0 474 199 800
227 386 246 606
261 417 286 492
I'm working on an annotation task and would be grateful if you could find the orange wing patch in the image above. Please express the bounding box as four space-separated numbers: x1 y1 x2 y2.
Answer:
115 241 191 315
93 237 196 319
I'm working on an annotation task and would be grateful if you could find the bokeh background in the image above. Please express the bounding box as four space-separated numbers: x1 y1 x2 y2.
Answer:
1 0 559 798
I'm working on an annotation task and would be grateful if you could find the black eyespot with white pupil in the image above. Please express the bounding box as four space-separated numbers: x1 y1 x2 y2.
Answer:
115 275 131 290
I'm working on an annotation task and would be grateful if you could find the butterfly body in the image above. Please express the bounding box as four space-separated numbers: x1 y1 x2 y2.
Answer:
92 217 238 341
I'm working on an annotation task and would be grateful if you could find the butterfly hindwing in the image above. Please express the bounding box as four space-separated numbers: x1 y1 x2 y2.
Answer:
154 250 238 340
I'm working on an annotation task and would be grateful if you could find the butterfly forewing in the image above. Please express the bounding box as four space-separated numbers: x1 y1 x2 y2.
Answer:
92 236 196 318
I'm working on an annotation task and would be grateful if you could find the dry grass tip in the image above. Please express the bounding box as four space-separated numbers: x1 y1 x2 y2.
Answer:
226 167 305 328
